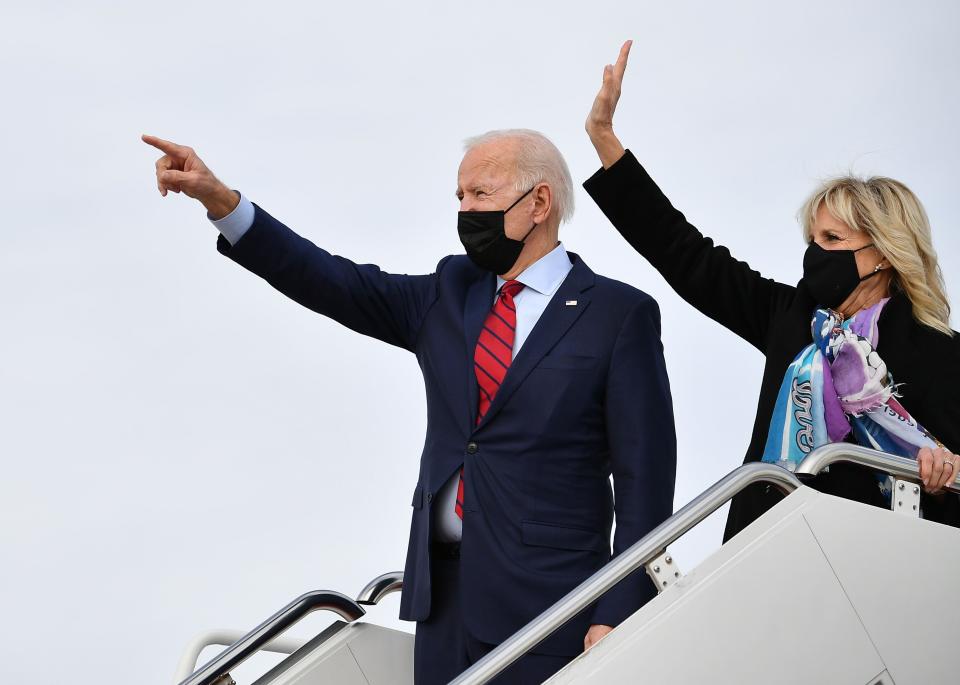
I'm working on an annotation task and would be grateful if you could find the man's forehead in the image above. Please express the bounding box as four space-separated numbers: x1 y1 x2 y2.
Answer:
458 140 518 185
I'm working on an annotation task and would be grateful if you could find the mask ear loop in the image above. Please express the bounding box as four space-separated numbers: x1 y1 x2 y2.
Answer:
504 184 537 213
518 221 538 243
854 243 887 277
506 184 540 244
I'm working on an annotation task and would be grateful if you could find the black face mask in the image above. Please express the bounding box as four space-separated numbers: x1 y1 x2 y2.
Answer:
802 241 880 309
458 187 537 275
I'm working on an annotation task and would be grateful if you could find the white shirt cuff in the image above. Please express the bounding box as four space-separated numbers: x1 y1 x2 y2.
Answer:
210 192 255 245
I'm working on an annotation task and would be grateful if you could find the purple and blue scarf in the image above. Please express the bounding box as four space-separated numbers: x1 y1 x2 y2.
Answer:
763 299 937 495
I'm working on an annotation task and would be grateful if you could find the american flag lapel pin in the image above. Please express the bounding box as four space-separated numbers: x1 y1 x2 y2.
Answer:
565 300 578 306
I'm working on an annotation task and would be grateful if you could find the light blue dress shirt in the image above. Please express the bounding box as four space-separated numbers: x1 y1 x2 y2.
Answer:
211 193 255 245
210 198 575 542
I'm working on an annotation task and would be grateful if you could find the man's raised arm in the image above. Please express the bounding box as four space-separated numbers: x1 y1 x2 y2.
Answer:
141 134 443 352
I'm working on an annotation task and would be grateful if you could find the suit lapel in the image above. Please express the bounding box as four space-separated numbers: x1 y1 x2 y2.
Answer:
463 272 497 428
475 255 596 431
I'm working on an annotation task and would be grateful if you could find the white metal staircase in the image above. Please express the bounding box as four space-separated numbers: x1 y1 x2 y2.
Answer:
174 445 960 685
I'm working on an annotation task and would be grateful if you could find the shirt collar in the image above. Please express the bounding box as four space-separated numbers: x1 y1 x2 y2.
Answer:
497 242 571 296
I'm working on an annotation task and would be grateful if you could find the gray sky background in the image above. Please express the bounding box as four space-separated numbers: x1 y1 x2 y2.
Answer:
1 1 958 683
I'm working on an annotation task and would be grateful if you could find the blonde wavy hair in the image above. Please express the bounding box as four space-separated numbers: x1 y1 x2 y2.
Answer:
799 176 953 336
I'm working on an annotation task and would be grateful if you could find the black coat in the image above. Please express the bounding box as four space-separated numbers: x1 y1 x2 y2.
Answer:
584 151 960 538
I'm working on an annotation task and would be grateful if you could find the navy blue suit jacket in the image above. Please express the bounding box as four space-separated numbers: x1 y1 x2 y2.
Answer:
217 205 677 656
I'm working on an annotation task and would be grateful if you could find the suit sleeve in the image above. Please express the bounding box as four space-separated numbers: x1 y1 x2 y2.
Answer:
217 203 442 352
591 296 677 627
583 150 796 352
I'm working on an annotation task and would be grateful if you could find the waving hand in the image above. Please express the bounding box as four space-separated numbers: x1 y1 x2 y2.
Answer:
586 41 631 169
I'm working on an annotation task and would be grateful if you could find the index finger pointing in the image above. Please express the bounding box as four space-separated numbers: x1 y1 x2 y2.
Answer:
141 134 189 159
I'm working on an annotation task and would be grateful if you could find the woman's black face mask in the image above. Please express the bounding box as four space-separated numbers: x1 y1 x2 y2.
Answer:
458 186 537 275
802 241 880 309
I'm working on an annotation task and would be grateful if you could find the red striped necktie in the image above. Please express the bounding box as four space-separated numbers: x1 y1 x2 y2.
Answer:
456 280 525 519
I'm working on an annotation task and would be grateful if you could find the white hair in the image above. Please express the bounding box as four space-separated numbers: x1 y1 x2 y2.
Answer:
463 129 575 224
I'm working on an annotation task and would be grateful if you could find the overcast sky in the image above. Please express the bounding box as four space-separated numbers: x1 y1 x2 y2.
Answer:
1 1 958 683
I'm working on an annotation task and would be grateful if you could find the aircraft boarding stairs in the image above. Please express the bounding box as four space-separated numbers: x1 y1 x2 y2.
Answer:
173 444 960 685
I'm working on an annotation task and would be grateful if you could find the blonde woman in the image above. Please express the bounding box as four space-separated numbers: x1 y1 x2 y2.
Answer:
585 42 960 539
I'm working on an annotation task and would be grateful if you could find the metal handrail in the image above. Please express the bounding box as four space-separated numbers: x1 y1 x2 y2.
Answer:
795 443 960 494
449 462 802 685
172 631 307 683
176 590 366 685
357 571 404 605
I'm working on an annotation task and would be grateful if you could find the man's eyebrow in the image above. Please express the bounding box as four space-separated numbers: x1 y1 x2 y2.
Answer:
456 183 496 197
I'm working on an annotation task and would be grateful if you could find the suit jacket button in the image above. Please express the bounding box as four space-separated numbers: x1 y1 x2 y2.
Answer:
466 442 479 454
426 492 433 503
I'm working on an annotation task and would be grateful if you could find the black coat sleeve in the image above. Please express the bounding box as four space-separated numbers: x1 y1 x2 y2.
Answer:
583 150 796 352
913 328 960 526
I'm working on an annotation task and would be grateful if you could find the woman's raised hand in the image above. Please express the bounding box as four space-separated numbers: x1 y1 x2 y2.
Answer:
586 40 631 169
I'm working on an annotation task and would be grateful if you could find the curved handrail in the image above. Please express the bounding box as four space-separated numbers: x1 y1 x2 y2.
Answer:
172 631 307 683
356 571 404 605
795 443 960 494
450 462 802 685
176 590 365 685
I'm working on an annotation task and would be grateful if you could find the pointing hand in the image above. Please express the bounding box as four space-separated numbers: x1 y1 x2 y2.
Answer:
142 134 239 219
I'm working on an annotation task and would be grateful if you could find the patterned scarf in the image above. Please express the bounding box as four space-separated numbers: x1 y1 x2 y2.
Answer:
763 299 938 495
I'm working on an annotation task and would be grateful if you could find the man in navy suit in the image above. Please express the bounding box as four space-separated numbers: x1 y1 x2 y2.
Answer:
143 128 676 684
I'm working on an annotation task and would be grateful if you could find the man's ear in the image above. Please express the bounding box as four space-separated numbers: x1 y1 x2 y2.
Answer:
532 183 553 224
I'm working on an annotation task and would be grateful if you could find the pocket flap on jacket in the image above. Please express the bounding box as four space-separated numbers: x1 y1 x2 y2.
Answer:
411 485 424 510
521 520 607 553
